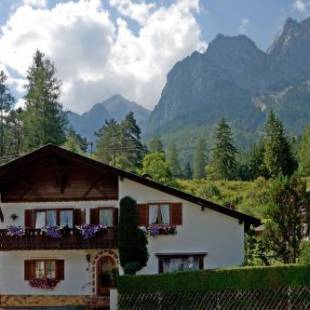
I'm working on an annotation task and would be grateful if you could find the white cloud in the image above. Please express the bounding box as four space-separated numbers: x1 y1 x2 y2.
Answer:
0 0 205 112
238 18 249 35
294 0 310 12
23 0 47 8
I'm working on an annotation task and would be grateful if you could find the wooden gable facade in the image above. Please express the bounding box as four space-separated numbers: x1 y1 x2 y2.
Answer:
0 145 118 203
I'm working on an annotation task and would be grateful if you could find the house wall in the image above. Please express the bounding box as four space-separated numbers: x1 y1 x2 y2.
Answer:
0 200 118 296
119 178 245 274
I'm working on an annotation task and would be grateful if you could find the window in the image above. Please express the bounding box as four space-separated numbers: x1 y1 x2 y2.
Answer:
59 210 73 228
148 204 170 225
34 209 73 228
157 254 205 273
25 259 64 281
35 260 56 279
99 209 114 227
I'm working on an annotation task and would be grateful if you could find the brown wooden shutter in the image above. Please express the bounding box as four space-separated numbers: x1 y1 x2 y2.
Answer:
113 208 119 226
56 260 65 280
24 260 35 280
73 209 84 226
24 210 34 228
90 208 99 225
137 204 148 226
170 203 183 225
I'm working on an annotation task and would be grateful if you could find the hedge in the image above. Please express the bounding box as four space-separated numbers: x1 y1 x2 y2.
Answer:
118 264 310 294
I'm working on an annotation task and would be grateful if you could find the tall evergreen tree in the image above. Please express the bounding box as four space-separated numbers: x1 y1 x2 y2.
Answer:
167 142 181 178
22 50 67 151
183 162 192 179
263 110 296 178
209 118 237 180
0 70 15 158
298 124 310 176
193 138 207 179
263 176 309 263
63 128 88 154
148 136 164 153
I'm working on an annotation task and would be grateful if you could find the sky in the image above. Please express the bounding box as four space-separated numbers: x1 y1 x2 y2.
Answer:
0 0 309 113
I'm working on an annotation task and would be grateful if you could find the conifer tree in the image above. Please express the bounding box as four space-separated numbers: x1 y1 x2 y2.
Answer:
0 70 15 158
184 162 192 179
193 138 207 179
298 124 310 176
63 128 88 154
148 136 164 153
22 50 67 151
167 142 181 178
209 118 237 180
263 110 296 178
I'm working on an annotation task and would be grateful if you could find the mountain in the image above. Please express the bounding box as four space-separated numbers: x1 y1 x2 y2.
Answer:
148 17 310 149
68 95 151 142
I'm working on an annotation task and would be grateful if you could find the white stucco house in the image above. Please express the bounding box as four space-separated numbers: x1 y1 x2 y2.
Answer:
0 144 260 308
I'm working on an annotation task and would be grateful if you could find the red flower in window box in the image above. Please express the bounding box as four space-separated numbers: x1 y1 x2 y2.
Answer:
29 278 59 289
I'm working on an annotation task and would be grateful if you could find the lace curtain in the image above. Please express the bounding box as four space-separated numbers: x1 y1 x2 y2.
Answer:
149 205 158 225
160 204 170 224
46 211 57 227
99 209 113 227
163 256 200 273
35 211 46 229
60 210 73 228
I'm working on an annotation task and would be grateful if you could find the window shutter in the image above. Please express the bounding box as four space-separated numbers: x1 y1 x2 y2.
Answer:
73 209 84 226
113 208 119 226
24 210 34 228
56 260 65 280
90 208 99 225
24 260 35 280
171 203 183 225
137 204 148 226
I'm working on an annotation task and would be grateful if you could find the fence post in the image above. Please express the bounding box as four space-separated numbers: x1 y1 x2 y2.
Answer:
287 286 292 310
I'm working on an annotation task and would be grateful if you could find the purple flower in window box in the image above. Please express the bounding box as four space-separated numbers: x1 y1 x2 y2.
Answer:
76 224 105 240
147 225 177 237
149 226 160 237
42 226 62 239
29 278 59 290
7 225 24 237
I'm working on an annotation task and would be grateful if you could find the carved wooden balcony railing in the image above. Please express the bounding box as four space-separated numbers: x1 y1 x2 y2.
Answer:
0 227 117 251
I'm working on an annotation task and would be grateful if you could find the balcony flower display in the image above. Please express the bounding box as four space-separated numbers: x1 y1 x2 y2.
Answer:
7 225 24 237
76 224 106 240
29 278 59 290
42 226 62 239
148 225 177 237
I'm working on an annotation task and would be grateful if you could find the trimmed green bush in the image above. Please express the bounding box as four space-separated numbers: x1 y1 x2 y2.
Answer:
118 264 310 293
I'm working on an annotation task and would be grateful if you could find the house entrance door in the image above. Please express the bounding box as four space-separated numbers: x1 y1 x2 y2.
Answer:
97 256 116 296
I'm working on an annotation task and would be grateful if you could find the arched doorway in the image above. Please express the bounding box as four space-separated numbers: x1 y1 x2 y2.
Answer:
96 255 117 296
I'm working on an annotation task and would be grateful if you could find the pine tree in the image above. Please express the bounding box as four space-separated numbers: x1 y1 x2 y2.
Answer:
209 118 237 180
298 124 310 176
22 50 67 151
193 138 207 179
0 70 15 158
184 162 192 179
148 136 164 153
263 176 309 263
167 142 181 178
63 128 88 154
263 110 296 178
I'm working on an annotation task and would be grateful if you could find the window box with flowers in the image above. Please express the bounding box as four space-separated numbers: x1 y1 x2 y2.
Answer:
24 259 64 290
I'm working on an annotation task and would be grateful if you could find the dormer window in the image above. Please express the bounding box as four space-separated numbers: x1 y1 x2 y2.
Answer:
148 204 170 225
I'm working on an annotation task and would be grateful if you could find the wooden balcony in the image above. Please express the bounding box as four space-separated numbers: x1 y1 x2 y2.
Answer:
0 227 117 251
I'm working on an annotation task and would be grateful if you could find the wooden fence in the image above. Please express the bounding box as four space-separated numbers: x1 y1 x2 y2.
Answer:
119 286 310 310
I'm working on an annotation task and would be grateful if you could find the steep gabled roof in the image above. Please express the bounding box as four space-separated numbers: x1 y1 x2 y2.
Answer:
0 144 260 227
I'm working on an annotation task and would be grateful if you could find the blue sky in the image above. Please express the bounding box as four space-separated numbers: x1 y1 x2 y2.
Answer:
0 0 309 112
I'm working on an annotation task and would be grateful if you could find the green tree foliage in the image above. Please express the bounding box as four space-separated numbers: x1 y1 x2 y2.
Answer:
167 142 181 178
5 108 23 157
148 136 164 153
263 110 296 178
193 138 207 179
95 113 145 171
263 176 310 263
22 50 67 151
299 241 310 265
0 70 15 158
298 124 310 176
63 128 88 154
183 162 192 179
139 152 172 183
208 118 237 180
118 196 148 275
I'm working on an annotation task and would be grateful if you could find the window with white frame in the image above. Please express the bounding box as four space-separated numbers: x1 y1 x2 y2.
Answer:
99 208 114 227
